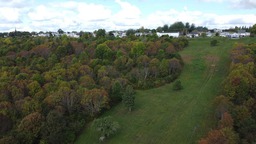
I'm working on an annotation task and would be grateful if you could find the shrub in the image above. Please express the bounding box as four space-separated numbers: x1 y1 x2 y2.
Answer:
92 116 120 141
210 39 218 46
173 80 183 91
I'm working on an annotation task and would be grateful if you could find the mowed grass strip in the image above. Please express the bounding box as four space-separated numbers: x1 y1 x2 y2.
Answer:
76 37 255 144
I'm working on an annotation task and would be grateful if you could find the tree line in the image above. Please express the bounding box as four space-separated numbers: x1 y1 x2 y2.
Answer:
2 23 256 39
199 42 256 144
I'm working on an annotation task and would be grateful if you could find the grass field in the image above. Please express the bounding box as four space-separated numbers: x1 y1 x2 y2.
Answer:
76 37 255 144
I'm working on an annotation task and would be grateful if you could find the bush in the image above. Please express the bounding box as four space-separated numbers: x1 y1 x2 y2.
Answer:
210 39 218 46
92 116 120 141
173 80 183 91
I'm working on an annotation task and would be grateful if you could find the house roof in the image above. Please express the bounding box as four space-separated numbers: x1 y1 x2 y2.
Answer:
238 30 246 33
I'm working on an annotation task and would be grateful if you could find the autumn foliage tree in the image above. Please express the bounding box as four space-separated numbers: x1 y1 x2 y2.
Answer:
81 88 109 116
17 112 44 143
200 42 256 144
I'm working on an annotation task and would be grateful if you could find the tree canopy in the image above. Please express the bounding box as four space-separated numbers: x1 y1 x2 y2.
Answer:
0 32 186 143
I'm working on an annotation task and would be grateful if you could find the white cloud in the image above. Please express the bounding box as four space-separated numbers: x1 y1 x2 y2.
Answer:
114 0 141 19
28 5 61 21
0 0 33 8
142 8 255 29
231 0 256 9
0 7 21 23
77 3 112 22
0 0 255 32
198 0 224 2
25 1 113 31
111 0 142 29
199 0 256 9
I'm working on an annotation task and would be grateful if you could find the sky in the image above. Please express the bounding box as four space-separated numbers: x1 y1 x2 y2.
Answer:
0 0 256 32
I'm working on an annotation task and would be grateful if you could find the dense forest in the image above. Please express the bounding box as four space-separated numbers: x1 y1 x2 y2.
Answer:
0 33 188 143
200 42 256 143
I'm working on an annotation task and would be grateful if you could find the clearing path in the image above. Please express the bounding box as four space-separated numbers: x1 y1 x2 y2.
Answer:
76 38 251 144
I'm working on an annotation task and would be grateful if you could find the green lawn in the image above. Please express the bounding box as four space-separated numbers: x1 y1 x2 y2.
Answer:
76 37 255 144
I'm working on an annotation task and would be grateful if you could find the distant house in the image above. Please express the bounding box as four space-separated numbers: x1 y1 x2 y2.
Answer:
66 32 80 38
220 32 229 37
187 31 200 38
230 33 239 39
120 32 126 38
38 33 49 37
52 32 60 37
156 32 179 38
110 31 125 37
135 32 152 37
214 29 223 33
238 30 250 37
206 32 213 37
113 32 120 37
135 32 143 37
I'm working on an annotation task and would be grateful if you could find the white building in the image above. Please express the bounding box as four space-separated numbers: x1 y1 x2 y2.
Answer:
66 32 80 38
156 32 179 38
206 32 213 37
220 32 229 37
230 33 239 39
214 29 223 33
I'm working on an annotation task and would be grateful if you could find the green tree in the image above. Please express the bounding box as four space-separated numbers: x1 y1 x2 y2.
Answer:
130 42 146 58
58 29 64 34
250 24 256 36
27 81 41 96
159 59 169 77
41 110 71 144
223 66 254 104
92 116 120 141
95 43 113 60
55 45 70 58
110 80 123 104
162 24 169 32
189 23 196 33
169 21 185 33
122 85 135 111
95 29 106 38
126 29 135 36
32 73 45 85
20 97 41 116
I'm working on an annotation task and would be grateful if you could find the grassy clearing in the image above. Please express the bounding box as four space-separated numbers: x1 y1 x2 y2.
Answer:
76 37 255 144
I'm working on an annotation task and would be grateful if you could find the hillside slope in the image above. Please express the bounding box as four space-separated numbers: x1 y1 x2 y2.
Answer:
76 38 254 144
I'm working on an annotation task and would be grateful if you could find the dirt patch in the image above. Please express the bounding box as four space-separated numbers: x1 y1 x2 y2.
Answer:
199 55 220 93
181 54 193 63
204 55 220 65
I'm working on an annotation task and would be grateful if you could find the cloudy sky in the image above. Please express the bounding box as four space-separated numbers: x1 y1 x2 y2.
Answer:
0 0 256 32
